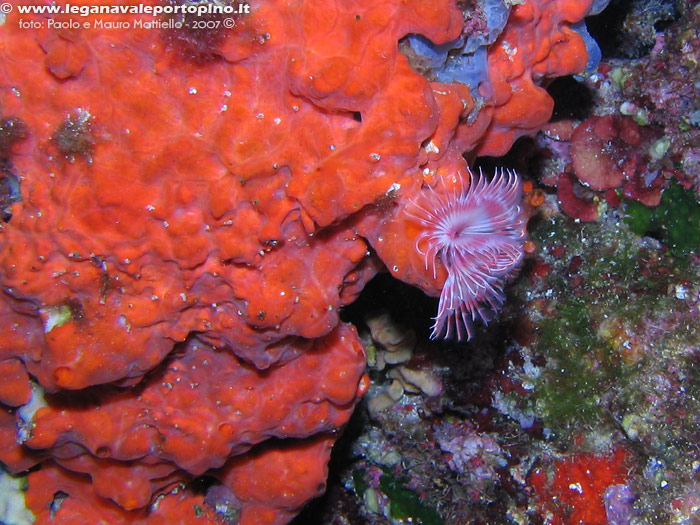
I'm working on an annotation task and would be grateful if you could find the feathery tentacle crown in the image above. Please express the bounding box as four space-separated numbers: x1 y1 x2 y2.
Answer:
408 168 526 340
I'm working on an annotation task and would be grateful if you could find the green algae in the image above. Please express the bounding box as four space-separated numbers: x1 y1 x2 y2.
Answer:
531 215 584 255
351 468 442 524
378 471 442 525
525 216 662 435
522 201 700 457
351 469 368 497
624 181 700 257
534 296 622 433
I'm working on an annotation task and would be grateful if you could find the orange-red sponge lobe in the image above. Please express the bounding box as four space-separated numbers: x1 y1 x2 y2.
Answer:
0 0 598 521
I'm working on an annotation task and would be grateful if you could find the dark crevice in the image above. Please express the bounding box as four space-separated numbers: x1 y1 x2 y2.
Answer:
340 271 436 342
587 0 680 58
